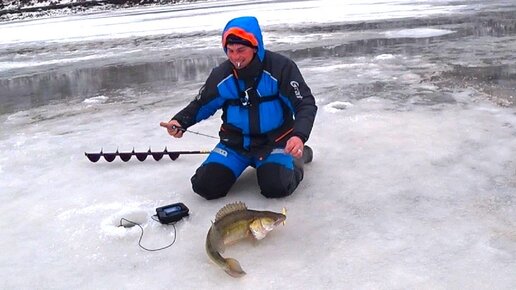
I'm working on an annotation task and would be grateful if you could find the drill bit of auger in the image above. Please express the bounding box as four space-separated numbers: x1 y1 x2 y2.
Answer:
85 147 210 163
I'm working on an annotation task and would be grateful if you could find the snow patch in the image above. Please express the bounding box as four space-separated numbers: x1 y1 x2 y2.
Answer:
384 28 455 38
83 95 109 104
375 54 396 60
6 111 31 123
324 101 354 113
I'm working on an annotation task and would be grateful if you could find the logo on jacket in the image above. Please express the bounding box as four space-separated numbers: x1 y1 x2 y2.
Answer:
290 81 302 99
213 147 228 157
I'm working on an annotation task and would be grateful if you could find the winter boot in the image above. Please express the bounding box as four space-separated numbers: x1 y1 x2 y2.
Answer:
294 145 313 168
302 145 313 164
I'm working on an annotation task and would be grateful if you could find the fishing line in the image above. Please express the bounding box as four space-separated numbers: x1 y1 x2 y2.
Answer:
172 126 227 141
119 217 177 252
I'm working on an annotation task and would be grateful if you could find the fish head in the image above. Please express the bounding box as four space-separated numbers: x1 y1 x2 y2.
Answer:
249 212 286 240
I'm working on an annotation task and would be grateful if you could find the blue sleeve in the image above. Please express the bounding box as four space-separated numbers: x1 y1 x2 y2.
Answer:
172 69 226 128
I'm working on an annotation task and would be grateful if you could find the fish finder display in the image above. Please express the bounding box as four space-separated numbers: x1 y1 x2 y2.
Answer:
163 205 182 214
156 202 189 224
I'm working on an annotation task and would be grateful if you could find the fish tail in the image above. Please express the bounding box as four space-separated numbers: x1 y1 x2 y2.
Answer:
224 257 246 277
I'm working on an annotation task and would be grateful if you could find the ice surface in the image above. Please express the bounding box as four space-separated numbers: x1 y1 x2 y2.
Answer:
0 0 515 289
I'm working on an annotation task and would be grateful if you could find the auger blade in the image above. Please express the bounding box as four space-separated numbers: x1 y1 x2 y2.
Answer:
135 151 148 161
168 153 180 160
151 150 164 161
119 151 132 162
85 152 102 162
163 147 180 160
103 152 117 162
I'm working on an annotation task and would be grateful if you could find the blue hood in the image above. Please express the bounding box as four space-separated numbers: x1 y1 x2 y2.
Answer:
222 16 265 61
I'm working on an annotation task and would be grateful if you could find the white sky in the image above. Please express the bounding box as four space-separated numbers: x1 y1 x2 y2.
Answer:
1 0 515 289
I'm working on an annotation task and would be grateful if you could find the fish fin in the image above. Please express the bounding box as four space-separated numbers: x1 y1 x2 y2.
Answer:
224 258 246 278
215 201 247 222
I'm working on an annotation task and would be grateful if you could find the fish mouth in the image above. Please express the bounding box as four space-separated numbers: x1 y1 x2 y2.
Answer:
274 215 287 226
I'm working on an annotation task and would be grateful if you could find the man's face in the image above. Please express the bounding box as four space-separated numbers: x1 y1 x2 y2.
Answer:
226 43 256 69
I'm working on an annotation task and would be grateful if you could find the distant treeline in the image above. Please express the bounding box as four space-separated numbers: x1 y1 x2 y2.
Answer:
0 0 197 15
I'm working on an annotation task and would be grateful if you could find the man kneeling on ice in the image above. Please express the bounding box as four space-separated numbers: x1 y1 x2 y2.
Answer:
160 16 317 199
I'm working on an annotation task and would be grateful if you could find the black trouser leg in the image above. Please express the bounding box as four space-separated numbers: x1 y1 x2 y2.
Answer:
191 163 236 200
256 162 304 198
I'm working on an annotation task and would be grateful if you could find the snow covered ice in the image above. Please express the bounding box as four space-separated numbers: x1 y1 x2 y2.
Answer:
0 0 515 289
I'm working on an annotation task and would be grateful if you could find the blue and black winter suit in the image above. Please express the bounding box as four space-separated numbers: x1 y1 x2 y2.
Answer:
172 17 317 199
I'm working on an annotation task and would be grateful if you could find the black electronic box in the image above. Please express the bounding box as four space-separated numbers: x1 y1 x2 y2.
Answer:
156 202 189 224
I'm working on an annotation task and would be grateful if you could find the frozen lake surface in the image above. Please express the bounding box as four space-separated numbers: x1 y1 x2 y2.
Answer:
0 0 515 289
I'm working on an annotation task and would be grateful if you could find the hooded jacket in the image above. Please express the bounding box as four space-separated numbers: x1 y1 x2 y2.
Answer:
173 16 317 158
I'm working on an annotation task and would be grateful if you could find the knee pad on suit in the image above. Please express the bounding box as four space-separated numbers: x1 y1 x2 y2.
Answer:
257 163 303 198
191 163 236 200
